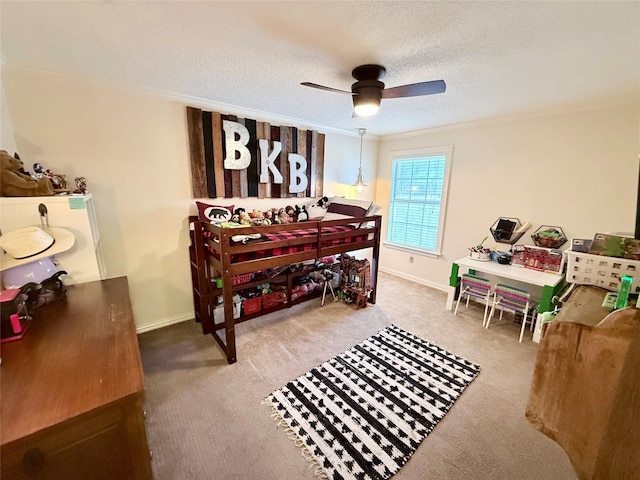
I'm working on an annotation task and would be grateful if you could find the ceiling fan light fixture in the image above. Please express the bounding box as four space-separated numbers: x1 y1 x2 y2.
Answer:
353 96 380 117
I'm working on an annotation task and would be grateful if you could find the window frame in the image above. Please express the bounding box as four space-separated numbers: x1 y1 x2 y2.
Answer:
384 145 453 257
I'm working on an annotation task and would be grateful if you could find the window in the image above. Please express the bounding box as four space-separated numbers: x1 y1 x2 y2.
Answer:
386 146 452 255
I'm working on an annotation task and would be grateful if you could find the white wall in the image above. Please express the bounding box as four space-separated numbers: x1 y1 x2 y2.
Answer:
0 64 18 153
376 102 640 291
1 65 376 331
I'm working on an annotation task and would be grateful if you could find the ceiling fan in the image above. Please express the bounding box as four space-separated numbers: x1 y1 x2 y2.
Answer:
301 64 446 117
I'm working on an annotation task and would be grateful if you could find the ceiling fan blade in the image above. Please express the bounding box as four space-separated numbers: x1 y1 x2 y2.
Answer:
382 80 446 99
300 82 351 94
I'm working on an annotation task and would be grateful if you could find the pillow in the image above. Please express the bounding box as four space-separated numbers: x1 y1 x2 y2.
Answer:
326 197 372 218
306 204 327 221
366 203 382 217
196 201 235 224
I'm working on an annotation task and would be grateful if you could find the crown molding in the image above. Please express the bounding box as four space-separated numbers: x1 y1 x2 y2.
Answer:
3 63 378 139
384 93 640 140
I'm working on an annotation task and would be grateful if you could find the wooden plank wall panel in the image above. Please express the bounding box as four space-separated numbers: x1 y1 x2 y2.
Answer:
202 111 216 198
309 130 317 198
245 118 258 198
227 115 242 198
315 133 325 197
186 107 208 198
237 117 248 198
297 129 307 198
271 125 282 198
211 112 226 198
186 107 324 199
221 115 233 198
280 127 290 198
256 122 267 199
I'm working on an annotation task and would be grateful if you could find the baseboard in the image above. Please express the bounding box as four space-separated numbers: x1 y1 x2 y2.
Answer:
136 313 193 334
136 270 447 334
379 267 449 293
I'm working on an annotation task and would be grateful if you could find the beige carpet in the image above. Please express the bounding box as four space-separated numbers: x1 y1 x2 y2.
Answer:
138 271 578 480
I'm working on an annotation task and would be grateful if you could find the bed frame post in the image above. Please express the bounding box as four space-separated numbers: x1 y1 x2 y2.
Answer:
369 215 381 304
220 229 237 364
190 217 213 335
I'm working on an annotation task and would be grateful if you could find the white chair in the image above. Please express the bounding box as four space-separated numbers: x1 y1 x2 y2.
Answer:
486 283 532 342
454 273 493 326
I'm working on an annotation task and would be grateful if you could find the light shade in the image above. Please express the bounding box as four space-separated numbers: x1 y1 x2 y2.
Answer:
353 96 380 117
353 174 367 193
352 128 368 192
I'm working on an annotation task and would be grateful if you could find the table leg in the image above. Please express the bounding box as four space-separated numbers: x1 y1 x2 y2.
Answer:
447 263 461 311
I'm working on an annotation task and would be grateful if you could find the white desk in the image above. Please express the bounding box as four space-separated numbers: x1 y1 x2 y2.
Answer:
447 256 566 342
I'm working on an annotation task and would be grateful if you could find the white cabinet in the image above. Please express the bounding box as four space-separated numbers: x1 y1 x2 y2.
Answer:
0 194 106 285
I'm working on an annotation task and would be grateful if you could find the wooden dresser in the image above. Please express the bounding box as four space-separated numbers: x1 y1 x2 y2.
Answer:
526 286 640 480
1 277 153 479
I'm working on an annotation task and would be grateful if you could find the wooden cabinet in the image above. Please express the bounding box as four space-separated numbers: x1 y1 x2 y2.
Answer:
526 286 640 480
0 277 152 480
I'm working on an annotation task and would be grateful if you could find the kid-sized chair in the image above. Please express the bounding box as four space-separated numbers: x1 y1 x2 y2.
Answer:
486 283 532 342
454 273 493 326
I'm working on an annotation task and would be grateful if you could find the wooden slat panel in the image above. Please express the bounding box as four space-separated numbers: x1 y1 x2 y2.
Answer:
202 111 216 198
256 122 267 199
309 130 317 198
282 127 292 198
245 118 258 197
237 117 248 198
186 107 207 198
221 114 233 198
227 115 242 198
211 112 226 198
315 132 325 197
305 130 313 198
271 125 281 198
296 128 306 198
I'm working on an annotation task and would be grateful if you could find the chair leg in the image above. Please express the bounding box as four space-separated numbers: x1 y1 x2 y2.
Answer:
482 299 490 327
486 300 497 329
454 293 463 316
519 306 530 343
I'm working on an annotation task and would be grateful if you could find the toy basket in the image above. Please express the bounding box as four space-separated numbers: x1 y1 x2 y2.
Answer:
232 273 254 286
566 250 640 293
242 297 262 315
261 291 287 309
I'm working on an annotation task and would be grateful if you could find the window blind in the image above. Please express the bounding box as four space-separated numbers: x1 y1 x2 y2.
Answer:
387 154 447 253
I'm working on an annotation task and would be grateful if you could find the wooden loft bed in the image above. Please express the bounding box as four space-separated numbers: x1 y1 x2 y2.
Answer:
188 214 382 364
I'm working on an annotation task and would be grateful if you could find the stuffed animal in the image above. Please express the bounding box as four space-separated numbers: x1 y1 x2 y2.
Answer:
278 208 293 224
285 205 297 222
316 196 329 208
239 211 251 226
1 150 53 197
249 209 265 226
297 205 309 222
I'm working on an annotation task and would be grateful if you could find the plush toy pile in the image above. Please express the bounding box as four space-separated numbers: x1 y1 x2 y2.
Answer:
226 197 328 227
0 150 54 197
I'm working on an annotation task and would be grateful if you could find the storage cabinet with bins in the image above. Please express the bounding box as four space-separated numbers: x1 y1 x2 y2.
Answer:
0 194 105 285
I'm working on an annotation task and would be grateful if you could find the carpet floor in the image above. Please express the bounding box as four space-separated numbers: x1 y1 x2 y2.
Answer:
138 271 578 480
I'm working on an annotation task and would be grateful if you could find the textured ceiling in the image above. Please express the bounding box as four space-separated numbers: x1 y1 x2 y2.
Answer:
1 1 639 136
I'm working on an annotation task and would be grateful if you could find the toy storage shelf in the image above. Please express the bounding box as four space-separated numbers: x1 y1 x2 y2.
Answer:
565 250 640 293
0 194 105 285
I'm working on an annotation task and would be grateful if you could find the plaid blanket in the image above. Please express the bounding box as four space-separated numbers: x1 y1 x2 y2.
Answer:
205 225 365 263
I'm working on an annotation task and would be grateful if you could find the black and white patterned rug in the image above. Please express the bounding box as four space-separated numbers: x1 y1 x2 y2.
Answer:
262 324 481 480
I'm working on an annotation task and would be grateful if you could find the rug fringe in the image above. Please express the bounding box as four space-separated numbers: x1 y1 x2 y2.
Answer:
261 399 329 480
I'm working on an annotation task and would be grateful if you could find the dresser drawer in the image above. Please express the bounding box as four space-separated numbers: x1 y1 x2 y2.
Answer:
2 399 149 480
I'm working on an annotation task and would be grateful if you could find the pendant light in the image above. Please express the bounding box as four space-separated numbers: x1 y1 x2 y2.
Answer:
353 128 367 193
